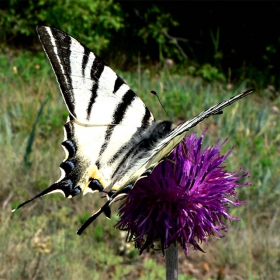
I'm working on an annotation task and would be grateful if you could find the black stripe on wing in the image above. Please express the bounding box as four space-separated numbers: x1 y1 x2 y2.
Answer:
82 48 90 76
95 125 114 169
107 107 155 166
90 56 105 81
37 26 76 117
142 106 153 127
110 121 173 182
113 76 125 93
86 56 105 120
113 89 136 124
95 89 136 168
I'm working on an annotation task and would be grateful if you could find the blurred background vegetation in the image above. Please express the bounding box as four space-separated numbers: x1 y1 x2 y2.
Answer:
1 1 280 92
0 1 280 279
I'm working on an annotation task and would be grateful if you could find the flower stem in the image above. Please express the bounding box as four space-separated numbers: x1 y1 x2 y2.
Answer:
166 243 178 280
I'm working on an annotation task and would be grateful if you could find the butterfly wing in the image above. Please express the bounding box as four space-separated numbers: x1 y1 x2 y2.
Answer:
37 26 154 127
13 26 155 210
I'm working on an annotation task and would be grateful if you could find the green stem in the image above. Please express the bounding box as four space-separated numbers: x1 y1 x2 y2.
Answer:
166 243 178 280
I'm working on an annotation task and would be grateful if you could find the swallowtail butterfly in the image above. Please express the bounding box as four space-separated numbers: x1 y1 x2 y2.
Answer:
13 26 253 234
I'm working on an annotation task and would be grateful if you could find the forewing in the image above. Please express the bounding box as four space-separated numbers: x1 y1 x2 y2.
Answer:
37 26 154 127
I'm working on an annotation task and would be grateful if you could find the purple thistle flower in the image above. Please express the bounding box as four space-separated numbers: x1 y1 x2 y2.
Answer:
115 130 250 255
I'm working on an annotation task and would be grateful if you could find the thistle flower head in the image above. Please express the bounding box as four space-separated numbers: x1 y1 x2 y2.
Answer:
116 131 250 255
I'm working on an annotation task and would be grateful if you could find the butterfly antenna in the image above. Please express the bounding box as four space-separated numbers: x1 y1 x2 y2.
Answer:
151 90 171 120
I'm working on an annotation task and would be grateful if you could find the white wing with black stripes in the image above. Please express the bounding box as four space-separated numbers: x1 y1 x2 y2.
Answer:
13 26 253 234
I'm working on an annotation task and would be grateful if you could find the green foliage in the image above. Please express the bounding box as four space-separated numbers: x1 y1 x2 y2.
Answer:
24 97 49 166
209 28 223 65
0 0 123 53
0 1 182 63
77 211 92 225
136 4 179 61
196 63 225 82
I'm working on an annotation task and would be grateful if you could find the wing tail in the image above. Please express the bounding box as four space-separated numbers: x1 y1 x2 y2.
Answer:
77 199 112 235
12 180 81 212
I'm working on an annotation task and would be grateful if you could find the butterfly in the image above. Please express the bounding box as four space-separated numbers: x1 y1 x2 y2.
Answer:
13 26 253 234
